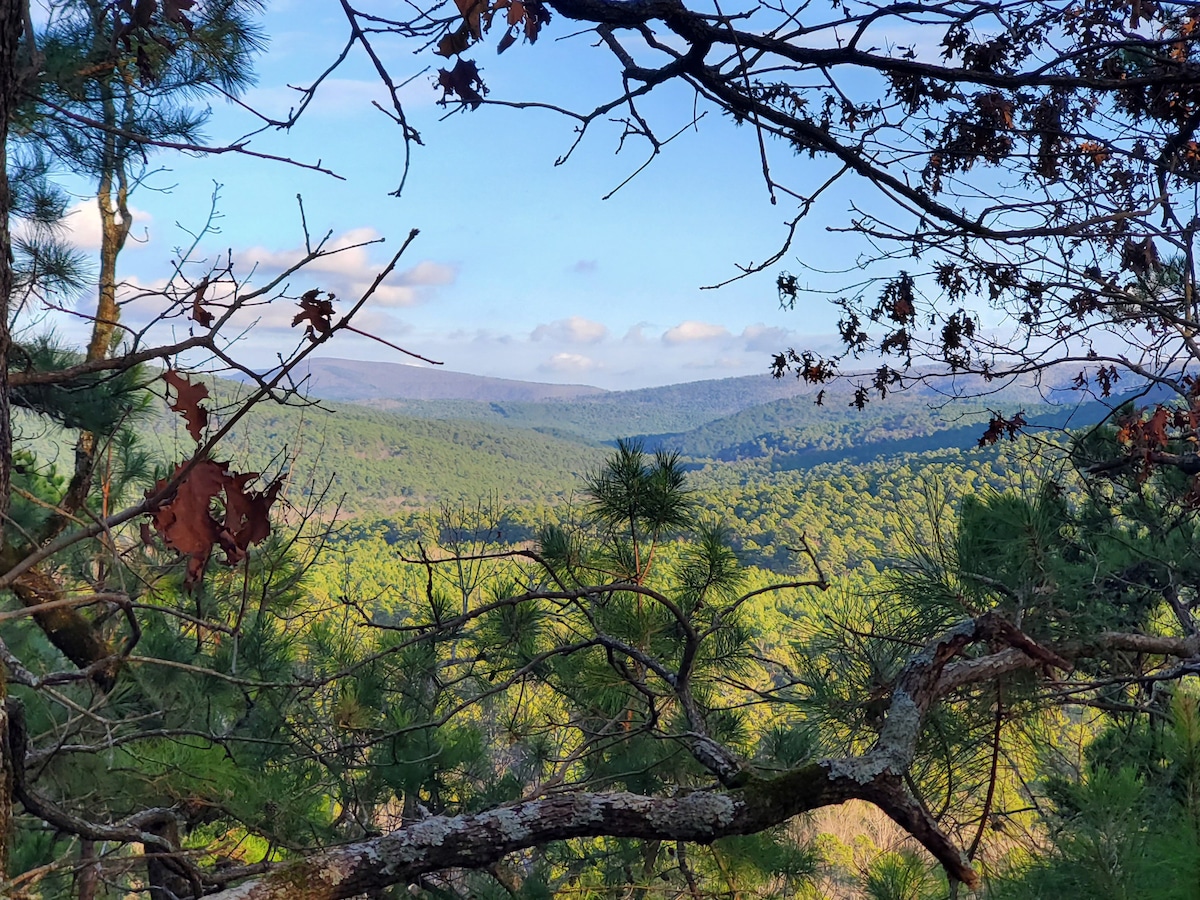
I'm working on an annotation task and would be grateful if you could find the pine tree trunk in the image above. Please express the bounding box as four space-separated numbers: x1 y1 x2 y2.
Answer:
75 840 99 900
0 0 21 539
75 52 133 519
0 0 27 876
146 818 189 900
0 687 10 884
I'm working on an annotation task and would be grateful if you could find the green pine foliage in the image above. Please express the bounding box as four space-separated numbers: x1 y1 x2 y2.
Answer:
993 691 1200 900
9 319 1198 898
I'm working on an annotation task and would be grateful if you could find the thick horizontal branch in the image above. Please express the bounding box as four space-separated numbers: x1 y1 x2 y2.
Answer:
205 765 957 900
210 615 1200 898
548 0 1198 91
206 616 1009 899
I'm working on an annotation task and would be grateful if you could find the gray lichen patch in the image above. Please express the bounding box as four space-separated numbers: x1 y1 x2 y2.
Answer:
877 690 921 759
823 684 927 785
409 814 466 848
485 807 532 843
570 793 606 825
377 814 469 867
647 792 736 834
822 755 890 785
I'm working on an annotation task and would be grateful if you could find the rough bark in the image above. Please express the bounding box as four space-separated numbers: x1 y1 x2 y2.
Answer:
0 667 9 882
206 619 1016 900
75 840 100 900
71 16 134 529
84 0 133 366
204 767 970 900
0 548 117 689
203 616 1193 900
146 817 192 900
0 0 21 542
0 0 27 875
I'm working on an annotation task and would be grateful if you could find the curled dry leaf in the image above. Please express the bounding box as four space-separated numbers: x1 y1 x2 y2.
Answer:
436 59 487 109
453 0 487 40
189 276 214 327
437 0 550 57
292 289 336 341
978 411 1028 447
146 460 283 588
162 0 196 31
163 370 209 443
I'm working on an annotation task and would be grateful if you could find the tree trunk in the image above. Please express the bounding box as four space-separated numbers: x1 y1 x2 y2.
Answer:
146 818 191 900
0 681 10 883
0 0 22 540
85 49 133 364
0 0 28 876
75 840 99 900
72 3 133 525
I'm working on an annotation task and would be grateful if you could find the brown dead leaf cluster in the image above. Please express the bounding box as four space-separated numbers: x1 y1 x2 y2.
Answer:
434 0 550 106
293 289 336 341
164 369 209 443
115 0 198 82
148 372 282 588
144 460 282 588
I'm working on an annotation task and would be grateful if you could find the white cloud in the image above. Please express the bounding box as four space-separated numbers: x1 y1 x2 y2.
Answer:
531 316 609 345
60 201 153 252
741 324 791 352
397 260 457 286
540 352 601 374
368 285 419 307
235 227 382 277
622 322 652 344
685 356 744 371
233 229 453 308
662 320 731 344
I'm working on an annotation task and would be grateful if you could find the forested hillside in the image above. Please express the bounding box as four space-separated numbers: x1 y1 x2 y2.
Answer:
195 366 1113 516
216 399 609 510
354 372 810 441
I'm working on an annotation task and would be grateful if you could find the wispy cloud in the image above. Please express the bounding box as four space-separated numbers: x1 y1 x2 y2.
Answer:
233 228 455 309
741 324 791 352
540 352 602 374
59 201 153 252
531 316 609 345
622 322 652 344
662 320 730 344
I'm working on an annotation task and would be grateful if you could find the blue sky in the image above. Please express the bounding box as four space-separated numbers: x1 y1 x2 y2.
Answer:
46 1 876 389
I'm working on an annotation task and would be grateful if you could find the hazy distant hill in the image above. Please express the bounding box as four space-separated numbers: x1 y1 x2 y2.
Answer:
359 373 811 442
293 358 608 402
641 388 1119 465
147 361 1141 515
347 368 1110 448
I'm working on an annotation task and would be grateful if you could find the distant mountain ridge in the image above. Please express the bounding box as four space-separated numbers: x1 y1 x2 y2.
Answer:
202 360 1161 516
297 357 1098 406
285 358 1136 450
294 358 609 402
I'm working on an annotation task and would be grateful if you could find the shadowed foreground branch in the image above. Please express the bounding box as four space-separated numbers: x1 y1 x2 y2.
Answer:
207 613 1075 899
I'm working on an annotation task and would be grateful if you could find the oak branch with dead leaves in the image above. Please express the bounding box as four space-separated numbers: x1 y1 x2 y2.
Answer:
0 178 424 889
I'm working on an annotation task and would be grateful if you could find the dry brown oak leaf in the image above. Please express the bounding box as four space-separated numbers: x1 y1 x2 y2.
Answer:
189 276 214 327
147 461 281 588
163 370 209 443
293 289 336 340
